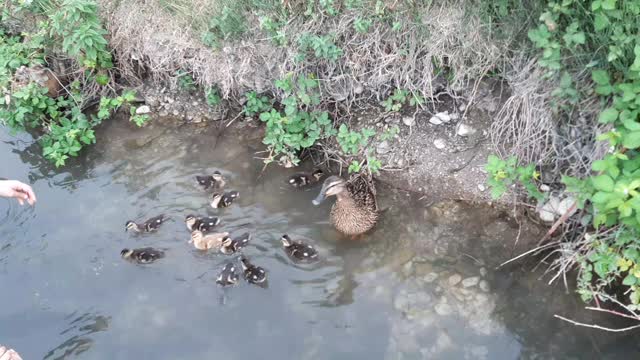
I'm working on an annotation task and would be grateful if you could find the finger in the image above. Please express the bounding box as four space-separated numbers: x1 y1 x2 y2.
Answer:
0 347 5 355
8 350 21 360
17 198 24 206
16 184 36 204
0 349 12 360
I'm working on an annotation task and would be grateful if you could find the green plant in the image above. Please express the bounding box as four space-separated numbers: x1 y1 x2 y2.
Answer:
259 16 287 46
354 17 372 33
177 70 196 91
298 33 343 61
243 91 271 117
336 124 375 155
202 3 247 47
205 87 222 107
485 155 543 201
258 74 335 165
381 89 409 112
379 125 400 141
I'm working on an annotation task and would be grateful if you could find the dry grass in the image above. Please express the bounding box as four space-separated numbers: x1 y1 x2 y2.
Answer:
100 0 503 105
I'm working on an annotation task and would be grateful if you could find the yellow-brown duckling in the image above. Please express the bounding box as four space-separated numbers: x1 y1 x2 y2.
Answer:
189 230 229 251
125 214 168 233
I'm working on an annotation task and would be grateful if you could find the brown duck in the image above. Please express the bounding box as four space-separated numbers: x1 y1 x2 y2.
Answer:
312 175 379 237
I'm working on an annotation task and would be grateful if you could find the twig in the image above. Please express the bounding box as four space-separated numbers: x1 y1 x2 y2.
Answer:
497 241 559 269
554 315 640 332
537 201 577 246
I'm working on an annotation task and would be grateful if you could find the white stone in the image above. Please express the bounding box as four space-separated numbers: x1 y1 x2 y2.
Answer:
377 141 391 155
539 196 561 222
402 116 415 127
424 272 439 283
135 105 151 115
540 184 551 192
435 302 452 316
429 116 443 125
556 196 577 217
433 138 446 149
478 184 486 192
458 104 466 112
462 276 480 288
457 123 477 137
479 267 487 277
479 280 490 292
435 112 451 123
449 113 460 121
448 274 462 286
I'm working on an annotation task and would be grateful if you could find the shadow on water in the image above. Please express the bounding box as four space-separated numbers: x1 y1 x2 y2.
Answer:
1 116 640 359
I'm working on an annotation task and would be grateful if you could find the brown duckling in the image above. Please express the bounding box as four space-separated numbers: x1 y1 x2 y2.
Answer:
196 171 226 190
210 191 239 209
185 214 221 232
288 169 324 188
240 256 267 284
189 230 229 251
216 261 239 286
312 175 379 237
121 247 165 264
219 232 251 255
281 234 319 263
125 214 168 233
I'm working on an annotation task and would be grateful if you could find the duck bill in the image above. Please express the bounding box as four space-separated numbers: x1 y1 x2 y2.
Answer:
312 191 326 206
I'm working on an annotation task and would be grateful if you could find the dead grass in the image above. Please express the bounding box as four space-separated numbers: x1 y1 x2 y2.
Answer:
100 0 503 105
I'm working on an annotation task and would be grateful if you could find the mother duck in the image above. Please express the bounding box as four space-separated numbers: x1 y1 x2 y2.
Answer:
312 175 379 237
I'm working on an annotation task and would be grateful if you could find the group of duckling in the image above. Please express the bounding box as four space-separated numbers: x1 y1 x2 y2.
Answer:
120 166 380 287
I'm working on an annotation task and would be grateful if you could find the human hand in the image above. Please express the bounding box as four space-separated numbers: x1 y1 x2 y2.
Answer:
0 180 37 206
0 346 22 360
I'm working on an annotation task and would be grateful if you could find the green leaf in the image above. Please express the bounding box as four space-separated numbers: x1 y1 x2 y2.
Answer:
623 274 638 286
623 131 640 149
594 13 609 31
591 70 610 85
602 0 616 10
592 174 614 192
599 108 618 123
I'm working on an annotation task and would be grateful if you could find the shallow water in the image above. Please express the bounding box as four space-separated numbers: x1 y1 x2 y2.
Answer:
2 117 640 360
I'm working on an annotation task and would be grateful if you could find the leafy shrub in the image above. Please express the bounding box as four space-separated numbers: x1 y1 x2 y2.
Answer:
298 33 343 61
336 124 382 174
176 70 196 91
485 155 543 201
205 87 222 107
258 74 335 165
354 17 372 33
243 91 271 117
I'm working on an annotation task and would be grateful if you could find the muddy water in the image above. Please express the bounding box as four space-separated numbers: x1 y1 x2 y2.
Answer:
1 117 639 360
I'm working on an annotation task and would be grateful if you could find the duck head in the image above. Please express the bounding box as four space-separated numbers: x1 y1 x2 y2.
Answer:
120 248 133 258
185 214 197 228
125 221 138 232
312 176 347 205
281 234 293 247
312 169 324 180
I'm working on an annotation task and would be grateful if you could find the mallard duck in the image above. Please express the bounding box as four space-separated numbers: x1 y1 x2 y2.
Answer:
312 175 379 236
216 262 239 286
211 191 239 209
281 234 319 263
121 247 165 264
240 256 267 284
288 169 324 188
220 232 251 255
185 214 221 232
125 214 168 233
189 230 229 251
196 171 226 190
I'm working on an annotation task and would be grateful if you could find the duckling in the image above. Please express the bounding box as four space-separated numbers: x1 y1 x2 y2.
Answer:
189 230 229 251
281 234 319 263
219 232 251 255
185 214 221 232
125 214 168 233
216 262 239 286
210 191 239 209
121 247 165 264
240 256 267 284
288 169 324 188
196 171 226 190
312 175 379 236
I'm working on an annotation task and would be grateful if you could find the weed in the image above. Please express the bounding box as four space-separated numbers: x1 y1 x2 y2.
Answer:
205 87 222 107
354 17 372 33
298 33 343 62
381 89 409 112
485 155 543 201
176 70 196 91
243 91 271 117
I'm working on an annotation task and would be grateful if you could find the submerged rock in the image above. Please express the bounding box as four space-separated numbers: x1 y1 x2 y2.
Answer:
448 274 462 286
462 276 480 288
435 302 452 316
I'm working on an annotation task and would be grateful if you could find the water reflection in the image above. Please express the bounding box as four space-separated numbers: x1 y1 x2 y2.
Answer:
1 118 640 359
44 312 110 360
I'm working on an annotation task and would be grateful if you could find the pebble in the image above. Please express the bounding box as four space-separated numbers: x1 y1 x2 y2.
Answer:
462 276 480 288
435 302 452 316
540 184 551 192
448 274 462 286
449 113 459 121
135 105 151 115
478 184 486 192
557 196 576 217
377 140 391 155
479 267 487 277
172 110 180 116
458 104 466 112
479 280 490 292
435 112 451 123
457 123 477 136
402 116 415 127
429 116 443 125
424 272 439 283
159 110 168 117
433 138 446 149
